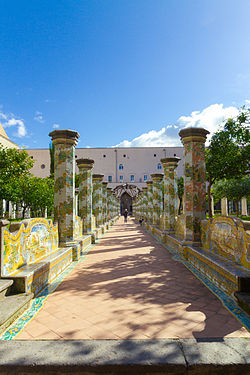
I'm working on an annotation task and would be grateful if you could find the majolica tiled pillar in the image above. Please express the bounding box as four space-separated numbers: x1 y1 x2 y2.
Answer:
49 129 79 245
161 157 180 233
107 188 112 220
179 127 209 244
142 187 148 220
146 181 153 224
92 174 104 227
102 182 108 224
151 174 164 227
76 158 94 234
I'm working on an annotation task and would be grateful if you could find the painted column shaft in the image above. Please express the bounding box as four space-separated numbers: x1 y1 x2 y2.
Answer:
76 158 94 234
142 187 148 220
151 174 164 227
161 157 180 233
179 127 209 244
102 182 108 223
146 181 153 223
49 129 79 244
92 174 104 227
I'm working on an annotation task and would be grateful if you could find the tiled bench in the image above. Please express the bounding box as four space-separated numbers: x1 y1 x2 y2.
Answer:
0 218 91 296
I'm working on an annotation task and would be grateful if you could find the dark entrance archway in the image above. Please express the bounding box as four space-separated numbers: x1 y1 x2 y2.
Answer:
120 192 133 215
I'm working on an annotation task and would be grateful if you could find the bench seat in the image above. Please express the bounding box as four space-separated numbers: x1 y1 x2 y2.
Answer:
4 246 73 296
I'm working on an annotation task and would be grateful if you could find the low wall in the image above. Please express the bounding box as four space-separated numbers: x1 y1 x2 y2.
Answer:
201 216 250 270
1 218 58 277
143 215 250 296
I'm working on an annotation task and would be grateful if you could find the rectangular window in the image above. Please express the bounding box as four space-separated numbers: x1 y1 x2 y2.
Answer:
144 175 147 181
108 176 112 182
130 175 134 182
120 175 123 181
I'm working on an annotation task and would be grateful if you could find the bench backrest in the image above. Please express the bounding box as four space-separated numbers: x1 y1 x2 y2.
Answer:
201 216 250 270
1 218 58 276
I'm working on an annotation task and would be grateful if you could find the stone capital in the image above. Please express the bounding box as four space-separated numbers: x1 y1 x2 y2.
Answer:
179 127 210 144
49 129 79 146
93 174 104 182
76 158 94 170
151 173 164 181
142 187 148 192
160 157 180 169
102 182 108 187
146 181 153 186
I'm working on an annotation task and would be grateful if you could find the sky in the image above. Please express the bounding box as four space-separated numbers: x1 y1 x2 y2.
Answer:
0 0 249 149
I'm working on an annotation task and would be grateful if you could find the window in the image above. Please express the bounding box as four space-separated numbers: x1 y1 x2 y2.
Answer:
41 164 45 169
103 154 106 158
130 175 134 182
123 154 126 158
75 155 77 158
139 178 142 182
108 176 112 182
144 175 147 181
157 163 162 170
120 175 123 181
119 164 123 170
154 154 156 157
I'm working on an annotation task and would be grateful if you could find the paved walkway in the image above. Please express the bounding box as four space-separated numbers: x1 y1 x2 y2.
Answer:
17 218 249 340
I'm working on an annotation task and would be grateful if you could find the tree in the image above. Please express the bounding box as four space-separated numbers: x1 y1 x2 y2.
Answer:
212 178 250 216
10 176 54 218
206 108 250 217
177 176 184 215
0 146 34 214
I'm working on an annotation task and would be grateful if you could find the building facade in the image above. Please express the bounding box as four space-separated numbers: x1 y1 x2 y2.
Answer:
0 123 19 149
26 146 185 188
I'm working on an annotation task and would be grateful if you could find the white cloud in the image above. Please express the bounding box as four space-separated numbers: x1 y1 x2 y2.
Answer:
53 123 60 129
34 111 44 123
115 126 181 147
0 110 27 137
114 103 240 147
245 99 250 105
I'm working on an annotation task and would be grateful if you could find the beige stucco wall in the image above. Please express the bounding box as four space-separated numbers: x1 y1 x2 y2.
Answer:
26 146 184 185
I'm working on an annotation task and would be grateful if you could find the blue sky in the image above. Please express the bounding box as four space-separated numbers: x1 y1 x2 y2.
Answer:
0 0 249 148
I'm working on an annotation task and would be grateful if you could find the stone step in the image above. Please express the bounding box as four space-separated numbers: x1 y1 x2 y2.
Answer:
235 292 250 315
0 292 33 335
0 279 13 300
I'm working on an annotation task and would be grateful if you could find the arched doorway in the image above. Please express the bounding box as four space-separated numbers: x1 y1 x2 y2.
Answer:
120 192 133 215
113 184 141 216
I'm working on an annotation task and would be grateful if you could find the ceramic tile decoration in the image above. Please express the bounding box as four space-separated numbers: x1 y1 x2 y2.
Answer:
1 218 58 277
49 129 79 245
146 181 153 223
76 158 95 234
161 157 180 233
201 216 250 270
92 174 104 227
179 128 210 245
151 174 164 227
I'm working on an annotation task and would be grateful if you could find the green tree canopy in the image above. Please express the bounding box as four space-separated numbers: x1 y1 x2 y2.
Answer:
206 108 250 217
212 178 250 216
10 176 54 218
0 146 34 203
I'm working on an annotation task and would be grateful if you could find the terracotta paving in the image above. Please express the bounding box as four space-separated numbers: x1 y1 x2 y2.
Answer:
17 218 249 340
